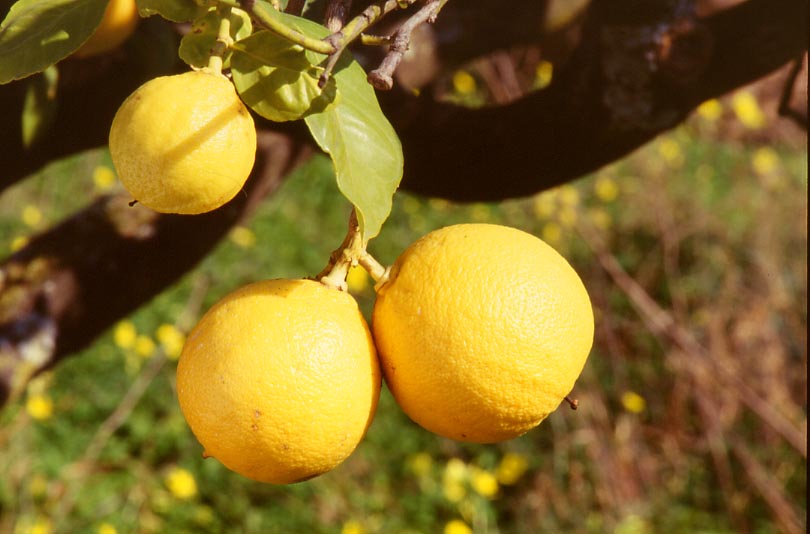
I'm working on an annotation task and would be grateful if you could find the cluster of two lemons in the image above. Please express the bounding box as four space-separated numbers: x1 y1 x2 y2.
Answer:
170 226 593 485
108 67 594 485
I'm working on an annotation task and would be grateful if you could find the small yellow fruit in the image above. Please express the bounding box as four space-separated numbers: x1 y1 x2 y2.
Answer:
109 70 256 214
75 0 139 58
372 223 593 443
177 279 380 484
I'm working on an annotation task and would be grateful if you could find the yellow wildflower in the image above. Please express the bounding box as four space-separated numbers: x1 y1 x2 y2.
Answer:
27 474 49 499
532 192 556 219
407 452 433 477
21 205 42 228
96 523 117 534
113 321 137 350
26 394 53 421
453 70 477 95
470 467 499 498
93 166 117 192
541 222 562 245
341 520 366 534
657 138 684 168
621 391 647 414
18 517 53 534
594 176 619 203
156 324 186 360
443 458 468 502
134 335 156 358
444 519 473 534
751 147 780 176
558 185 580 207
229 226 256 249
696 99 722 122
165 467 198 500
731 91 765 129
496 452 528 485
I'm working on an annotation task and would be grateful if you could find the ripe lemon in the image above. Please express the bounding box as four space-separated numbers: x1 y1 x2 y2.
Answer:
109 70 256 214
177 279 380 484
75 0 139 58
372 223 594 443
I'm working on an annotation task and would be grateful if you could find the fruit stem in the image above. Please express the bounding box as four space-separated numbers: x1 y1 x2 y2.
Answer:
358 250 388 282
207 5 234 76
564 396 579 410
318 209 389 291
236 0 336 55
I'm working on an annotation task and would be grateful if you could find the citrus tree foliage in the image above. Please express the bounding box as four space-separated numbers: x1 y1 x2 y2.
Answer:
0 0 404 242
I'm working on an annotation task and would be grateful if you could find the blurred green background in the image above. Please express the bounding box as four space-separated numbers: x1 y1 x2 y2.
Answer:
0 84 806 534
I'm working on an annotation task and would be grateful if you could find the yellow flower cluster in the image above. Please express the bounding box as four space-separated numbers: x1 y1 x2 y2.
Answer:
114 320 186 362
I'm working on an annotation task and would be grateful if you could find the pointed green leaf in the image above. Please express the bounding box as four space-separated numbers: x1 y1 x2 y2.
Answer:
231 30 336 122
178 7 252 69
0 0 108 84
22 64 59 148
136 0 204 22
279 14 402 243
304 58 403 243
237 7 403 241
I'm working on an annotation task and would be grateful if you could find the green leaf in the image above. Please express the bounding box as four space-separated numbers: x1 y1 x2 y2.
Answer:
21 64 59 148
231 30 336 122
280 15 402 243
178 7 252 69
136 0 203 23
304 58 403 243
0 0 108 84
235 6 403 241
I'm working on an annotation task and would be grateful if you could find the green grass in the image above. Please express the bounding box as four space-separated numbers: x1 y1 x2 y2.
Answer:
0 97 806 534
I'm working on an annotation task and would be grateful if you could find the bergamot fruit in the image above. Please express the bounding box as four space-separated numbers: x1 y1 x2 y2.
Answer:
75 0 139 58
177 279 380 484
372 223 594 443
109 70 256 214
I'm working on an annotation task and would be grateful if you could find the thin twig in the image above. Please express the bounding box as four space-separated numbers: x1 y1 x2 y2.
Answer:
731 441 804 534
368 0 447 90
239 0 336 54
318 0 420 87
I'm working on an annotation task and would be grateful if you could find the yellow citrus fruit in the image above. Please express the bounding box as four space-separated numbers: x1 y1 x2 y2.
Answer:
109 70 256 214
372 223 593 443
75 0 139 58
177 279 380 484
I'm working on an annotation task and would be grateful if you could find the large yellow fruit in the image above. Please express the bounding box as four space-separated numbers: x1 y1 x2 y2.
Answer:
372 223 594 443
177 279 380 484
75 0 139 58
109 70 256 214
